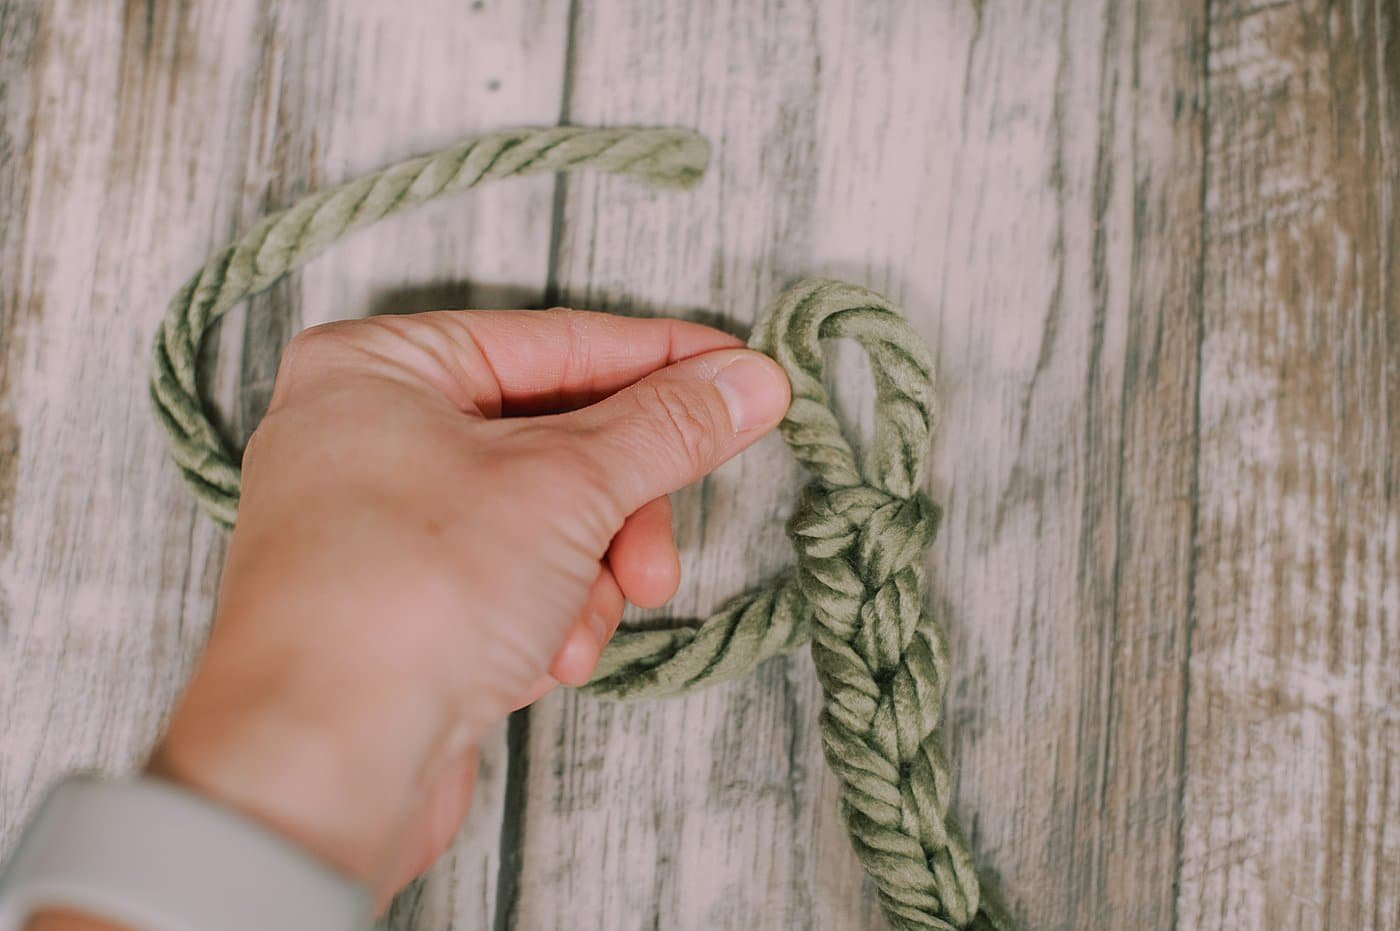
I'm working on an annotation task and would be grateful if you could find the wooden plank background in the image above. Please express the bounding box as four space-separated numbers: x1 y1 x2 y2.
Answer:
0 2 1394 930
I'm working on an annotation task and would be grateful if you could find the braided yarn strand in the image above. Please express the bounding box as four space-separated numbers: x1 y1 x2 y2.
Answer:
149 126 1010 930
151 126 709 525
752 280 1006 930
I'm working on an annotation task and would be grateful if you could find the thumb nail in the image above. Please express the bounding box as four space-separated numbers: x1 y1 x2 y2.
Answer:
713 352 790 432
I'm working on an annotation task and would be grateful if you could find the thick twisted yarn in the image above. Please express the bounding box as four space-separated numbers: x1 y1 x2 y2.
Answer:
150 126 1010 931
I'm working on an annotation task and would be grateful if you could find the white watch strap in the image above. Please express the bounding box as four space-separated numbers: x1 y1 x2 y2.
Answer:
0 775 374 931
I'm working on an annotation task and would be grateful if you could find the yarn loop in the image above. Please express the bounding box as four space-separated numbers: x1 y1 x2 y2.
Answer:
751 280 994 930
149 126 1010 931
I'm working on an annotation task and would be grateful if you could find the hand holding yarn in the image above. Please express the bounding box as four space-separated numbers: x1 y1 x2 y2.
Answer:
150 126 1012 930
152 308 791 906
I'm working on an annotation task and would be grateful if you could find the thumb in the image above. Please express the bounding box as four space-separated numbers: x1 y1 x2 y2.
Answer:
559 347 790 518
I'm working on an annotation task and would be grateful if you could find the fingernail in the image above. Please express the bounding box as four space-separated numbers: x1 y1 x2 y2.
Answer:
714 353 790 432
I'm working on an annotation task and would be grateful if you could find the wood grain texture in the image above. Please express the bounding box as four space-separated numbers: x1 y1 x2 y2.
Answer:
1179 1 1399 929
0 1 568 927
514 1 863 925
0 2 1395 930
903 3 1211 928
510 2 1217 929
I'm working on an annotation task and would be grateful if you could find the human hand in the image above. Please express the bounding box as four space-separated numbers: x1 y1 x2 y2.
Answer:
146 309 790 908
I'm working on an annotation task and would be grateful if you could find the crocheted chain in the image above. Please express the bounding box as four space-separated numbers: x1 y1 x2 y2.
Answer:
149 127 1009 931
753 280 1003 930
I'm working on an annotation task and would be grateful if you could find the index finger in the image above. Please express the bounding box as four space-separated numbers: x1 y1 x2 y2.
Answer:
430 308 744 417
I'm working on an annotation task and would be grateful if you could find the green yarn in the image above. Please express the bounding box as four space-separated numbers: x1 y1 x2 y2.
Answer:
152 126 708 526
150 125 1012 931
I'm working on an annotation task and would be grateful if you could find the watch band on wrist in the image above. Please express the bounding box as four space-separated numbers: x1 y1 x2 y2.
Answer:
0 774 374 931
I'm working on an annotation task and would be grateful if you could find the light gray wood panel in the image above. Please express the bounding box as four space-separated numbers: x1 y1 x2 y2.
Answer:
509 1 1211 929
0 2 1394 930
890 2 1210 928
514 1 870 928
1180 2 1399 929
1 0 261 842
0 3 570 927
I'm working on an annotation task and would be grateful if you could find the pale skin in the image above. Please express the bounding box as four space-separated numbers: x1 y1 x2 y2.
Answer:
29 308 791 930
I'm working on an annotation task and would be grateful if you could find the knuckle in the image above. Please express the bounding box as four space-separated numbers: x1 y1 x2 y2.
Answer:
278 322 352 379
272 321 377 409
283 320 343 356
635 381 722 471
557 312 593 390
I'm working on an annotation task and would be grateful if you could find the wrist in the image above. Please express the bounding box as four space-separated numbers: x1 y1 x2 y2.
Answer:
149 639 459 897
148 716 396 891
3 775 375 931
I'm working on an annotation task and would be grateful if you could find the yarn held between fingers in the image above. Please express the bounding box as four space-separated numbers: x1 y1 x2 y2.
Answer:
149 125 1012 931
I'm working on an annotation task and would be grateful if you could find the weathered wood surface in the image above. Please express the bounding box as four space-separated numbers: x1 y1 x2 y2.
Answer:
0 2 1394 930
1182 3 1399 929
